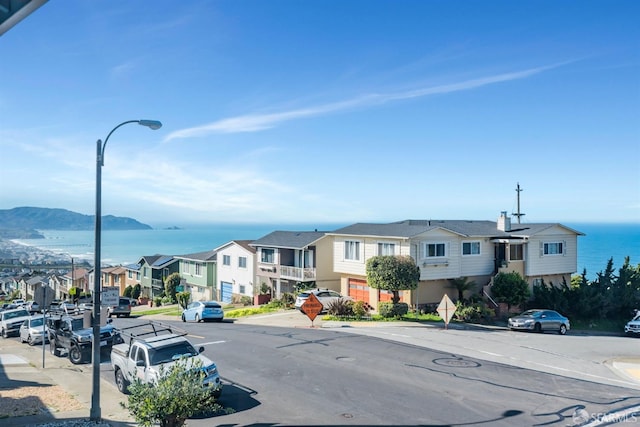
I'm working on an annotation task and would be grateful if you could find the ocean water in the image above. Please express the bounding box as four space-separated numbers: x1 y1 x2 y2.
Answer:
12 222 640 279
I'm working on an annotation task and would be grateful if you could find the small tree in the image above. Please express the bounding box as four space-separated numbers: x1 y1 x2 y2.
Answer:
123 285 133 298
132 284 142 300
366 255 420 304
122 357 226 427
176 291 191 310
164 272 182 303
491 271 531 311
449 277 476 302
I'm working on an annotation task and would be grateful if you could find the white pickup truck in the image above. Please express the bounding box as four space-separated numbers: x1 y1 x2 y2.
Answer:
110 322 222 397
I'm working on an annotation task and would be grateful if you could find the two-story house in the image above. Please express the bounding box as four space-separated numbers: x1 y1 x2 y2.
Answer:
214 240 256 303
250 231 341 298
329 212 583 310
136 255 180 299
174 250 217 302
100 266 128 296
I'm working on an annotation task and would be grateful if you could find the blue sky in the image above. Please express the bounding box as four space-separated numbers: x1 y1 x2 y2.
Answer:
1 0 638 226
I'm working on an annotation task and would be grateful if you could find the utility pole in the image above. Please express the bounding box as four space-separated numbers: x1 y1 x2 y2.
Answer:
512 182 525 224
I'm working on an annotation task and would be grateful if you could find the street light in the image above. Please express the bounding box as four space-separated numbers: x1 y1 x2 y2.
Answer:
91 119 162 421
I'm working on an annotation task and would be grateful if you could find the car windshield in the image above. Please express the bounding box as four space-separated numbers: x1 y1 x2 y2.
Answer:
203 303 220 308
148 342 198 365
30 318 44 327
4 309 29 319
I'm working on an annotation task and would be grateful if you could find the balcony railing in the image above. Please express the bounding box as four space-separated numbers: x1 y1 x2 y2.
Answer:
280 266 316 281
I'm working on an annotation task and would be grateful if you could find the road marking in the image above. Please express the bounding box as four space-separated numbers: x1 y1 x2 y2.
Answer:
478 350 503 357
199 340 225 346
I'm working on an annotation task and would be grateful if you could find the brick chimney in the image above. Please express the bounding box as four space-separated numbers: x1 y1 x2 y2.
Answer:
497 211 511 232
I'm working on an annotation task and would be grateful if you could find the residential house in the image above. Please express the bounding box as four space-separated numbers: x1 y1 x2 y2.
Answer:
19 275 55 306
214 240 256 303
101 266 128 296
328 212 584 311
124 264 142 294
58 268 90 301
250 231 340 298
174 250 217 302
137 255 179 299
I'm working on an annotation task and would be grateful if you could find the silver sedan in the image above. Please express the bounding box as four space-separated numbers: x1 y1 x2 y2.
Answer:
508 309 570 335
19 315 48 345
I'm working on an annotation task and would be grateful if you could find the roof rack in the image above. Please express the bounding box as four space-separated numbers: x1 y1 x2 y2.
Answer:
116 320 188 341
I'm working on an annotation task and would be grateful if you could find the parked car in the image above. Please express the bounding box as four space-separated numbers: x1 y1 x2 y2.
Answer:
295 289 352 313
0 307 31 338
1 303 18 312
182 301 224 323
77 302 94 312
12 299 25 307
49 301 77 314
508 309 570 335
624 310 640 336
48 314 121 364
25 301 40 314
111 322 222 397
106 298 132 318
19 315 48 345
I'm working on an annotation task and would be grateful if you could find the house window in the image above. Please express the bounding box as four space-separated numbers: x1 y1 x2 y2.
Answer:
128 271 133 279
345 240 361 261
239 285 246 294
261 248 275 263
223 255 231 266
378 242 395 256
143 267 149 278
510 244 524 261
462 241 481 256
238 257 247 268
543 242 564 255
425 243 446 257
195 263 202 276
136 272 140 280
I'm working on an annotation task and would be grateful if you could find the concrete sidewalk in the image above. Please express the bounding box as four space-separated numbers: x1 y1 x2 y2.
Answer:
0 337 134 427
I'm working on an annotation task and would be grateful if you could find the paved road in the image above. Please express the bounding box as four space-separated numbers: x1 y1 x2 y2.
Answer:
105 313 640 426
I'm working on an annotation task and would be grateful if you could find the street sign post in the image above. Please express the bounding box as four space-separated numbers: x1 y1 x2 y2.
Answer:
437 294 456 329
301 293 323 326
102 286 119 307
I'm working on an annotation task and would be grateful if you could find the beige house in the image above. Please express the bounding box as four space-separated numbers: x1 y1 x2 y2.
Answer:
250 231 340 298
101 266 128 296
328 213 583 311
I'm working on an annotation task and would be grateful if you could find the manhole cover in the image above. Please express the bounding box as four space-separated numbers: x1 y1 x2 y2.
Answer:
433 357 480 368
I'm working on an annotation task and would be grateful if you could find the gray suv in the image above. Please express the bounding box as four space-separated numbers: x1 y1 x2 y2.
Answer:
106 297 132 318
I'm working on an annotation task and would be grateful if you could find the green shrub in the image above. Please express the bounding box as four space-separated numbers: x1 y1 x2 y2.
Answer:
122 357 229 427
240 295 253 306
454 301 495 323
352 300 369 318
378 302 409 318
176 292 191 310
161 296 173 305
153 297 163 307
123 285 133 298
326 298 354 316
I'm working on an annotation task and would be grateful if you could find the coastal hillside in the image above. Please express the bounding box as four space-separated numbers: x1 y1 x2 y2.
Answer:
0 207 152 237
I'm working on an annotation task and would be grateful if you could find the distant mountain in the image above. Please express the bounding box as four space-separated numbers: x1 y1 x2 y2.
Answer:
0 207 152 236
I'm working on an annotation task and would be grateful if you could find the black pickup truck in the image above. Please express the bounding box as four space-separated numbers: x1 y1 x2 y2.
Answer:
47 314 122 364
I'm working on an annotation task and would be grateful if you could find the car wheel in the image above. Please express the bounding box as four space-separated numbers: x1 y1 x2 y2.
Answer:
182 314 186 322
115 368 130 394
1 328 7 338
559 324 567 335
195 314 200 323
28 335 35 346
50 340 61 357
534 323 542 333
69 345 84 364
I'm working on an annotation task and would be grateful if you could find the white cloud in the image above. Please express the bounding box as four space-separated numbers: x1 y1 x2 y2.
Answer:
163 63 567 142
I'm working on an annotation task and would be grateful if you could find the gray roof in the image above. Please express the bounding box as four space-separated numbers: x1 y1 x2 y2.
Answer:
329 219 583 239
174 250 217 262
250 231 328 249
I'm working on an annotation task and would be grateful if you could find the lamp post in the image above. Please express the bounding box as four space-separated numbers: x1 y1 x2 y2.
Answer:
91 119 162 421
